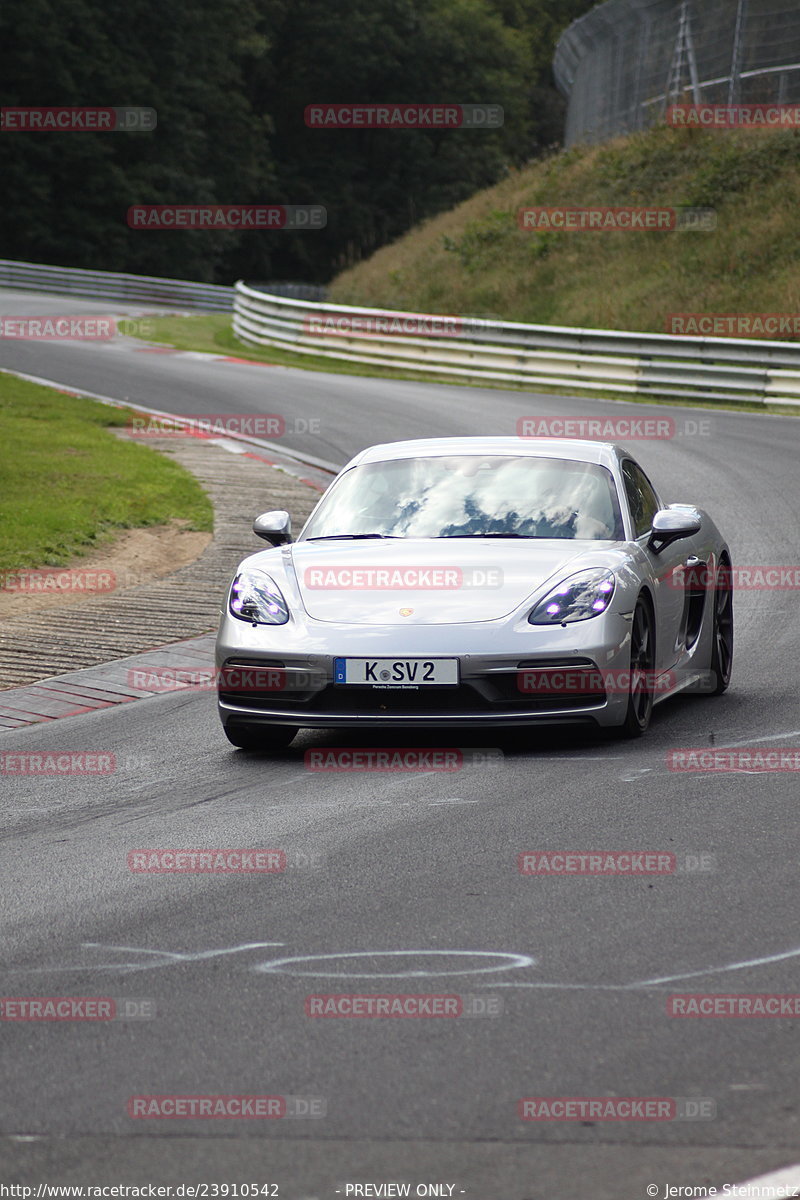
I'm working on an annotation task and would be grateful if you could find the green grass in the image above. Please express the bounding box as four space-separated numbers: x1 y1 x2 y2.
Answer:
329 125 800 332
0 373 213 574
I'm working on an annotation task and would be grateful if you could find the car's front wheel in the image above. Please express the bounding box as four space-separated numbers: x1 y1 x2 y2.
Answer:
616 595 655 738
223 721 298 751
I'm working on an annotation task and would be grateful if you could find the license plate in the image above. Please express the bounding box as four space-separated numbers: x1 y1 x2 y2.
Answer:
334 657 459 686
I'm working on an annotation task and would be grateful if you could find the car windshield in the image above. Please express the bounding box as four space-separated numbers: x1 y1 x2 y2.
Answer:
302 454 624 541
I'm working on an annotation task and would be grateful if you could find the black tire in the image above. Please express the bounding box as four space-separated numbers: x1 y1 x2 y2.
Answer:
708 556 734 695
223 722 297 751
617 595 655 739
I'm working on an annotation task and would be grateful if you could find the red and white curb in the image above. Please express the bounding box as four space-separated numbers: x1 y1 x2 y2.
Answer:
0 634 215 729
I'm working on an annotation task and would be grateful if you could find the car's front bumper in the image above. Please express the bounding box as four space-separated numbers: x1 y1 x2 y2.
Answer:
215 611 634 730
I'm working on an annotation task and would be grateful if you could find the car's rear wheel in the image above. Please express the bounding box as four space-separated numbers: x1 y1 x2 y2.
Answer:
223 721 298 751
709 556 734 694
617 595 655 738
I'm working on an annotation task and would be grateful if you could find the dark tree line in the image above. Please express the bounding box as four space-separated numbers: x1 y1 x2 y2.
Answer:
0 0 594 283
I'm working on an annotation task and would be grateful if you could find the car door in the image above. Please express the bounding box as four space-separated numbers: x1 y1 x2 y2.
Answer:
621 459 701 673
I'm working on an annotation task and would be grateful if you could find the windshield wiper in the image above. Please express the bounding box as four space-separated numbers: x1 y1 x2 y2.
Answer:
306 533 402 541
443 532 537 538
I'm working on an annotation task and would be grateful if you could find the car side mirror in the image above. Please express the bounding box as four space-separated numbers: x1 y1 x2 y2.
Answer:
253 510 292 546
647 508 701 554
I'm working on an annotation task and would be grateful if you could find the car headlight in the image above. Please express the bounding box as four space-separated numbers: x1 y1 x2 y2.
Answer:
229 568 290 625
528 568 615 625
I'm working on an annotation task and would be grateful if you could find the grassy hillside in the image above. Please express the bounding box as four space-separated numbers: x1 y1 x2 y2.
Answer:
328 126 800 333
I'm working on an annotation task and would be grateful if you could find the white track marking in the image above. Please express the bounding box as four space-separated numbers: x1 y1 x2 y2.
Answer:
634 945 800 987
728 1164 800 1194
426 797 479 805
483 945 800 990
483 981 636 990
3 942 285 975
253 949 535 978
8 940 800 989
208 437 248 453
715 729 800 748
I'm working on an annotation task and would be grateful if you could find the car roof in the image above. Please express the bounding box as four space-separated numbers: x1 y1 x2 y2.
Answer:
350 436 626 470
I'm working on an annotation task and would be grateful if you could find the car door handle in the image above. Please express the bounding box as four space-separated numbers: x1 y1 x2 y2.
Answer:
684 556 701 568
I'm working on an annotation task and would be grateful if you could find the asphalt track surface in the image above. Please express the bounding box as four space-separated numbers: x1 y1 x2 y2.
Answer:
1 290 799 1198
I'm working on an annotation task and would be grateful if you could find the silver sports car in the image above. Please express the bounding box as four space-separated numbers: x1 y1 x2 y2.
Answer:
215 437 733 749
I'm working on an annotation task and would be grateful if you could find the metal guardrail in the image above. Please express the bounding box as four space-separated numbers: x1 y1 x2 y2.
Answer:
3 261 796 407
233 281 800 406
247 281 329 302
0 258 234 311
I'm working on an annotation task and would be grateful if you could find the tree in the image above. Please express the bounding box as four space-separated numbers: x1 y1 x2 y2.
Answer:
0 0 597 282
